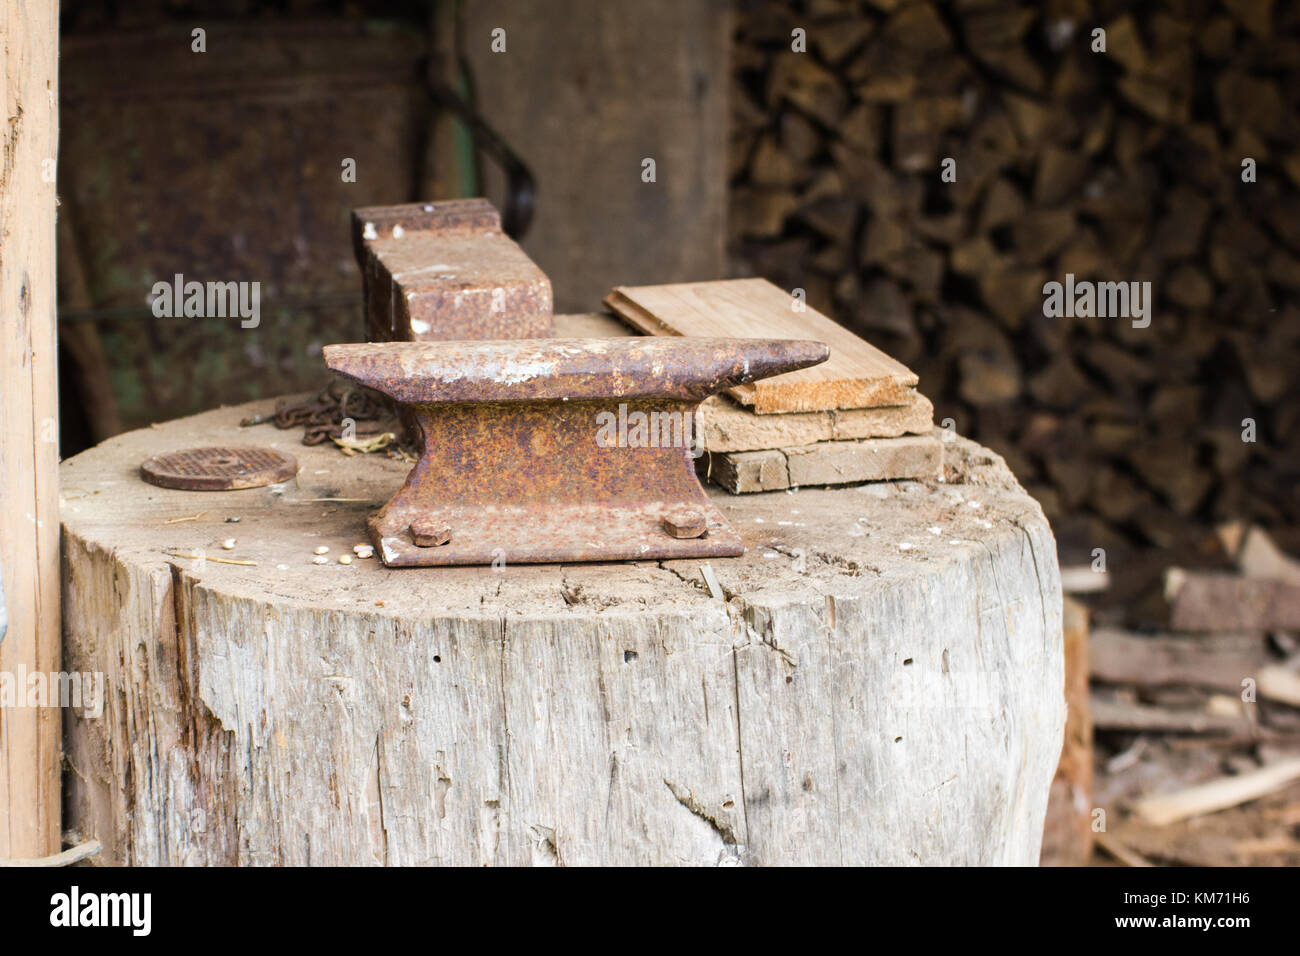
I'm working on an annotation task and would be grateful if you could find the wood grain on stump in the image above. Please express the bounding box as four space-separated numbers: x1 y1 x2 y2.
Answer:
61 398 1064 865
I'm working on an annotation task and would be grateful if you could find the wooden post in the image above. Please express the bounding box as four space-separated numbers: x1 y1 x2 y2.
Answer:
457 0 731 312
0 0 62 858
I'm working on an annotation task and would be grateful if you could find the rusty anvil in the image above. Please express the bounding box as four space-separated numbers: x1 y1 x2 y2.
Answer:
325 337 828 567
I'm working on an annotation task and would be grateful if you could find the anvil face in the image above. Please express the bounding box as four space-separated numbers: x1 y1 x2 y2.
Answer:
324 337 828 567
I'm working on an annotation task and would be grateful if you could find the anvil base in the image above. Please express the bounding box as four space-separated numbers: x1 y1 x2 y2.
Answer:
371 501 742 567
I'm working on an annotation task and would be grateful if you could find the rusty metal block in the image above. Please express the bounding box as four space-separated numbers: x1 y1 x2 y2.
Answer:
324 337 828 567
351 198 553 342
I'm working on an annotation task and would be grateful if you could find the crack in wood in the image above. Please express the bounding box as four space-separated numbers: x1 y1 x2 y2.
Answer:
664 779 739 847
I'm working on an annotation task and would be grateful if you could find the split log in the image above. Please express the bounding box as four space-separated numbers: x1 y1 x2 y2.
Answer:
1222 524 1300 585
1134 757 1300 826
1088 628 1267 693
61 399 1064 865
1090 696 1250 736
1258 666 1300 708
1164 568 1300 631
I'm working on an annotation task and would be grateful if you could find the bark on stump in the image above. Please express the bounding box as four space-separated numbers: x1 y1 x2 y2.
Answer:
61 399 1064 865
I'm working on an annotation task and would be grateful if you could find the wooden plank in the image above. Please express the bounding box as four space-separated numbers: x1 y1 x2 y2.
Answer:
0 0 61 859
708 434 942 494
551 312 935 450
552 311 631 339
828 394 934 441
708 449 790 495
605 278 919 413
785 434 942 487
698 391 933 452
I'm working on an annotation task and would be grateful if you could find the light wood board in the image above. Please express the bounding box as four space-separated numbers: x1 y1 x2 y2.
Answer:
708 434 943 494
0 0 62 860
698 391 933 452
605 278 919 413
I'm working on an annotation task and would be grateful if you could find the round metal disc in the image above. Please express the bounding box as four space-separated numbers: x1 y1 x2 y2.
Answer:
140 446 298 491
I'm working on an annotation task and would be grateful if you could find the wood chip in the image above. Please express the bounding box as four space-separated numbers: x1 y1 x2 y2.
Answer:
699 563 724 601
165 553 258 567
162 512 206 525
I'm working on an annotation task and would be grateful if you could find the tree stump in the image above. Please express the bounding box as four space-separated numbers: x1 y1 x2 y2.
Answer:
61 399 1064 865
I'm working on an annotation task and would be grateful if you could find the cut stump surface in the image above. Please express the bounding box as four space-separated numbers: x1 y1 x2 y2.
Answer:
61 398 1064 866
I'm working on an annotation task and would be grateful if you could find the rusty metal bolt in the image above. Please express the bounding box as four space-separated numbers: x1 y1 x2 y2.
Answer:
410 517 452 547
662 510 706 539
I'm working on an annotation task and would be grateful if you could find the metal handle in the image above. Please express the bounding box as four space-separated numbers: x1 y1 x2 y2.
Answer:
424 75 537 240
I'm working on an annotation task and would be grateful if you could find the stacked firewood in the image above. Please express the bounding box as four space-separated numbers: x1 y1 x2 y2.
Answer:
728 0 1300 571
1082 523 1300 865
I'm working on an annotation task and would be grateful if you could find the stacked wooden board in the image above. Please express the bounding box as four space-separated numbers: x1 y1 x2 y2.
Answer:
597 278 940 493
